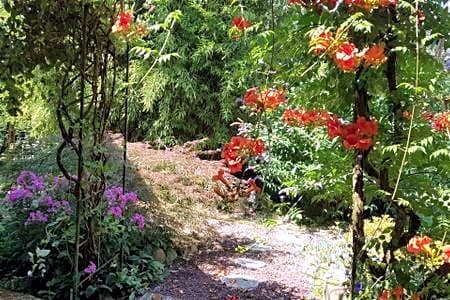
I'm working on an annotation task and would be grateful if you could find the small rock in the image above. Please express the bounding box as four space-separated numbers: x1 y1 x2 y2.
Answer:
235 258 266 269
248 243 272 252
275 231 303 245
324 284 349 300
151 294 162 300
138 292 152 300
221 274 260 290
139 293 175 300
153 248 166 263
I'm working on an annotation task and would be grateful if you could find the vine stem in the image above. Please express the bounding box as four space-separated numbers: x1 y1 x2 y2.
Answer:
119 41 130 269
359 0 421 289
73 0 87 297
390 0 420 203
137 17 177 85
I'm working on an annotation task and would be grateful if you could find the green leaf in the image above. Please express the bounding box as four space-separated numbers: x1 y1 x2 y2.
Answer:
37 248 50 258
407 145 426 155
166 248 178 264
85 285 97 298
430 149 450 159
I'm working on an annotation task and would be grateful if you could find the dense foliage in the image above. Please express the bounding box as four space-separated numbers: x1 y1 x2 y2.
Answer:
0 0 449 299
1 1 178 298
210 0 450 298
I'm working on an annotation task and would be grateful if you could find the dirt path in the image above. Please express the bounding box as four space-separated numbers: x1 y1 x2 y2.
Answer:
110 135 351 300
0 290 40 300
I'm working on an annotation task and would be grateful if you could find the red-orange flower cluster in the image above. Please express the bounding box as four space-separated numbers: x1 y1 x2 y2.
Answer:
309 28 387 72
379 0 398 7
112 11 134 33
333 42 360 72
379 290 389 300
406 235 432 255
328 116 378 150
212 169 231 188
362 44 388 67
221 136 265 173
288 0 337 10
231 16 252 31
412 293 421 300
421 111 434 121
283 109 378 151
379 287 406 300
432 111 450 132
332 43 387 72
244 87 287 111
345 0 397 11
391 286 405 300
404 110 450 134
309 28 335 56
403 111 412 119
283 108 330 126
112 11 148 39
442 245 450 263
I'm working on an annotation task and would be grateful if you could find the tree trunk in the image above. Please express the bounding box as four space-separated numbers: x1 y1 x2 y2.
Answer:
0 123 14 155
350 67 370 298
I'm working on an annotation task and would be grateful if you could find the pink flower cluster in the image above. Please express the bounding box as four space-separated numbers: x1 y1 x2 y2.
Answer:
103 186 145 230
5 171 73 226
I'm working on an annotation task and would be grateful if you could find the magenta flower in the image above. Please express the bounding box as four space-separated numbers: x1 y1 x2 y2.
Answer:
16 171 44 192
131 213 145 229
104 186 123 205
124 192 138 204
45 196 54 207
61 200 72 215
25 210 49 225
51 176 69 190
83 261 96 274
7 188 33 203
119 192 138 208
108 206 122 218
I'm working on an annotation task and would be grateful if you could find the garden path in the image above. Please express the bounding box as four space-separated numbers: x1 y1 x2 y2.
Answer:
110 135 351 300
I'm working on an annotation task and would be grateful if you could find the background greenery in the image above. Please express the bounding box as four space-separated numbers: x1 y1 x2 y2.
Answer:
0 0 449 298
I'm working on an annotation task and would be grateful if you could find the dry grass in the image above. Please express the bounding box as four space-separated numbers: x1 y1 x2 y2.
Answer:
108 134 229 257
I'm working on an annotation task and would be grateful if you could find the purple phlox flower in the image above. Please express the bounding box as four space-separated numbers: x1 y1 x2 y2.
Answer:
61 200 72 215
44 198 72 215
104 186 123 205
7 188 33 203
45 196 54 207
25 210 49 225
47 200 61 213
124 192 138 205
119 194 128 209
108 206 122 218
51 176 69 191
119 192 139 209
83 261 96 274
354 282 364 294
131 213 145 230
17 171 45 192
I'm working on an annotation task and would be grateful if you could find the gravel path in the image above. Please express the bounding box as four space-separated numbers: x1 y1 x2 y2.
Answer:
111 135 352 300
144 219 350 300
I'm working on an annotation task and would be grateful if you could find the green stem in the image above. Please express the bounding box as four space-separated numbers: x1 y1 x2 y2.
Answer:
73 0 87 297
120 42 130 269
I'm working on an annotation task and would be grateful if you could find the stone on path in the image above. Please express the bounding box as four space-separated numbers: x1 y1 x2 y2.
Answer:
248 243 272 252
221 274 260 290
0 290 40 300
274 231 304 245
235 257 266 269
139 292 176 300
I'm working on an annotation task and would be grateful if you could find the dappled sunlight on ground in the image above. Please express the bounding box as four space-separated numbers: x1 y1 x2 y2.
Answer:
106 134 351 299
